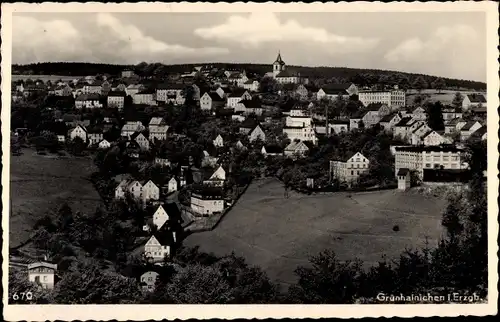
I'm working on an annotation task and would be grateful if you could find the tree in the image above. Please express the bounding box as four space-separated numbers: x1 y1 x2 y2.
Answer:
452 92 464 108
426 101 445 131
412 76 428 93
287 250 364 303
431 77 446 93
259 76 279 94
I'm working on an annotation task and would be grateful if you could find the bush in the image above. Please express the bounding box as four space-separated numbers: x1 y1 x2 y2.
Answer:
393 225 400 232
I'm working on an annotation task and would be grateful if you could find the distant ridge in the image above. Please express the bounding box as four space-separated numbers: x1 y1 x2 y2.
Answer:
12 61 486 91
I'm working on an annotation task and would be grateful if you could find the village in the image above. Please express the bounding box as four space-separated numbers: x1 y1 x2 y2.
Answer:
10 52 488 294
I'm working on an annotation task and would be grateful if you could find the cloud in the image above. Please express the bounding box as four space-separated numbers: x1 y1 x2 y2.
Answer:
194 13 379 52
383 24 483 80
12 14 229 64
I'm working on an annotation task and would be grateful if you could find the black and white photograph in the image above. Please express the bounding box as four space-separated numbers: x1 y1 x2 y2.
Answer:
1 2 498 320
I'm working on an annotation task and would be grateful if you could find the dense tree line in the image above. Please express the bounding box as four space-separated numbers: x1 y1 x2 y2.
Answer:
13 62 486 90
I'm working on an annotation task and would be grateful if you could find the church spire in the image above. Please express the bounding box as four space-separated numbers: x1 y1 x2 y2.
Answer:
275 50 285 65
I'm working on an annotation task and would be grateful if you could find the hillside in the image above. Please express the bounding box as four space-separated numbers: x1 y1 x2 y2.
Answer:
12 62 486 91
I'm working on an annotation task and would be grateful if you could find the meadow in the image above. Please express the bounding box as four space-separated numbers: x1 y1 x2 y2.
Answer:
11 74 84 83
184 178 447 287
406 89 485 106
9 149 102 248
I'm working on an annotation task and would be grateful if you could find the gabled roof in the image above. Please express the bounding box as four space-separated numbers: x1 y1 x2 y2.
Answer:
240 117 259 129
149 117 164 126
466 93 486 103
380 113 399 123
470 126 487 138
461 121 481 131
130 131 147 140
274 52 286 65
239 98 261 109
263 144 283 154
228 88 249 98
204 92 225 102
285 141 310 152
397 168 410 176
445 117 464 126
395 117 414 127
157 83 185 90
276 70 298 78
76 93 100 101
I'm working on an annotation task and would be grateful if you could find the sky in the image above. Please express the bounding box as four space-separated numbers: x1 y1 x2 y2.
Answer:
11 12 486 81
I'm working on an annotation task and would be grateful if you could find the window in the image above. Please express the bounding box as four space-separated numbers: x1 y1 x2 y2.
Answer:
351 171 354 175
425 163 431 168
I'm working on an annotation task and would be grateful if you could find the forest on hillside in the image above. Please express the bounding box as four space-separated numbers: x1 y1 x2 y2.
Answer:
12 62 486 91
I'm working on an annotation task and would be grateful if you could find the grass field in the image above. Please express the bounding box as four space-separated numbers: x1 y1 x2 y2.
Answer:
184 178 448 286
406 89 485 106
9 149 102 248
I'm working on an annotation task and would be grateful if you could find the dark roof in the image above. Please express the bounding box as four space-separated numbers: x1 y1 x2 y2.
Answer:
470 126 487 138
108 90 126 97
228 88 248 98
276 70 298 78
264 144 283 153
157 83 185 90
461 121 481 131
239 98 261 109
192 186 224 198
395 117 414 127
365 103 387 111
395 145 462 153
380 113 398 123
205 92 225 101
397 168 410 176
240 118 259 129
466 94 486 103
137 89 155 95
130 131 146 140
274 52 286 66
76 93 100 101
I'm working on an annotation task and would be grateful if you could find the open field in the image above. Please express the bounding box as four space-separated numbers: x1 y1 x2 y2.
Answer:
184 178 447 286
406 89 485 106
12 74 85 82
9 149 102 248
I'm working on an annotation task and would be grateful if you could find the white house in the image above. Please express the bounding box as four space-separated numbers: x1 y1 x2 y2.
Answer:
423 131 449 146
242 80 260 92
75 94 102 109
133 90 156 105
330 152 370 184
283 124 317 144
28 261 57 290
153 205 169 230
144 235 171 263
379 113 402 132
190 191 225 215
98 139 111 149
69 124 88 143
121 121 146 138
284 141 310 158
249 124 266 142
410 123 433 146
140 271 159 292
200 92 225 111
168 177 178 193
462 93 486 110
227 90 251 108
203 166 226 187
107 91 126 110
115 180 143 200
142 180 160 202
460 121 483 141
213 134 224 147
131 132 150 150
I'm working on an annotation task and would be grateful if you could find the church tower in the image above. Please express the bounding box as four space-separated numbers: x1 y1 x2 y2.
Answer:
272 51 286 78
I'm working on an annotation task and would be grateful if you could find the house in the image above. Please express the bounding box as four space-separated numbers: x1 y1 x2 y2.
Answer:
87 129 104 146
423 131 450 146
328 120 349 135
358 90 405 109
249 124 266 142
393 117 418 141
317 84 356 100
397 168 411 191
361 110 381 128
213 134 224 148
409 106 427 121
203 166 226 187
121 121 146 138
442 107 463 121
201 150 219 167
444 118 467 135
131 132 150 150
126 84 144 96
83 80 103 94
133 89 156 105
54 84 73 96
151 205 170 230
75 94 102 109
142 180 160 202
469 126 487 142
227 89 252 108
462 93 486 110
261 144 283 157
140 271 159 292
215 86 228 99
349 116 363 131
283 124 317 144
200 92 225 111
284 141 311 158
286 115 312 128
459 121 483 141
330 152 370 184
143 233 174 263
112 82 127 92
410 123 433 145
295 84 318 101
168 177 178 193
235 98 263 115
155 156 171 167
242 80 260 92
27 261 57 289
235 140 246 150
379 113 402 132
69 124 87 142
122 69 137 78
149 119 169 141
98 139 111 149
156 83 185 105
107 91 126 110
115 180 143 200
190 188 225 215
239 118 259 135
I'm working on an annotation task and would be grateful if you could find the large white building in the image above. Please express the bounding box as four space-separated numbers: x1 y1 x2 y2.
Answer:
270 52 309 85
283 124 317 144
358 90 406 109
190 190 225 215
330 152 370 184
28 261 57 289
394 146 464 179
